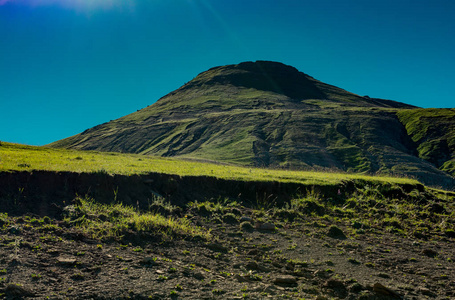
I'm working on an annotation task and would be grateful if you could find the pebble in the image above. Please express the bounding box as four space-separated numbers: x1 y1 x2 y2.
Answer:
240 216 253 222
273 275 297 285
141 257 159 265
5 284 34 297
256 223 276 230
57 257 77 265
422 249 438 257
373 283 401 298
419 287 436 296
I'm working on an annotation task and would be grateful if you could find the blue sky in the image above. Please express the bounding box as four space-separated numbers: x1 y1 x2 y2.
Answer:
1 0 454 146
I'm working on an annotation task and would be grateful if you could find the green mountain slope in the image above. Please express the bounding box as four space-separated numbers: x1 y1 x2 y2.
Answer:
49 61 454 189
397 108 455 176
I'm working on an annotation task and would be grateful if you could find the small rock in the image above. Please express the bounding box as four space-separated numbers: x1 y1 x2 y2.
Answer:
240 216 253 222
256 222 276 231
350 282 365 293
373 283 401 298
5 284 34 297
234 274 248 282
245 261 260 270
155 270 165 274
245 261 270 272
325 279 348 298
223 214 238 224
314 269 330 279
57 257 77 265
141 257 159 265
429 203 445 214
419 287 436 297
327 225 346 239
247 249 259 256
325 279 346 289
47 249 60 256
231 208 242 215
352 221 362 229
377 273 391 279
422 249 438 257
193 271 205 280
273 275 297 285
8 226 21 234
207 243 228 253
263 284 278 295
413 231 427 239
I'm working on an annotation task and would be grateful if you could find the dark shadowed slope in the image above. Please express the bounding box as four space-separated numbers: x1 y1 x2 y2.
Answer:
49 61 454 189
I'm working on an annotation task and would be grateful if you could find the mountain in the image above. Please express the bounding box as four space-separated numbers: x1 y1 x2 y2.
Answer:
49 61 455 189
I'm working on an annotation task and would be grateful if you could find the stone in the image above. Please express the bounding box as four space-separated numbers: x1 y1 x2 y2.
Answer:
8 226 21 235
273 275 297 285
245 261 270 272
5 284 34 297
422 249 438 258
373 283 401 298
256 223 276 231
327 225 346 239
207 243 228 252
263 284 278 295
240 216 253 222
141 257 159 265
419 287 436 297
234 274 249 282
57 257 77 265
324 279 348 298
193 271 205 280
223 214 238 224
350 282 365 293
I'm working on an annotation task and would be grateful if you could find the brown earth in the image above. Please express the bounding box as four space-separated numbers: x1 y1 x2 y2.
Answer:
0 171 454 299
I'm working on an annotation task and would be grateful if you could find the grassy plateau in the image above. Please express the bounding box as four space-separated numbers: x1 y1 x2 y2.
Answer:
0 142 419 187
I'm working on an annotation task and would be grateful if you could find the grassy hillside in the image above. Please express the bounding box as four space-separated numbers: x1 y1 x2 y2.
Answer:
397 108 455 176
1 141 455 299
48 61 454 189
0 142 419 187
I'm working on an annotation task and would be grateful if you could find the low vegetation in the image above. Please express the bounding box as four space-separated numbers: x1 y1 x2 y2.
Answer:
397 108 455 175
1 137 454 298
63 196 211 241
0 142 419 187
47 61 454 189
0 179 454 299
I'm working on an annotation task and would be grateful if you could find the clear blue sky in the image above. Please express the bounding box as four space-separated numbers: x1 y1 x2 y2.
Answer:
1 0 454 146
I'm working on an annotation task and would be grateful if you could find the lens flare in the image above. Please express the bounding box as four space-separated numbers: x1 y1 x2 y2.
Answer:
0 0 134 11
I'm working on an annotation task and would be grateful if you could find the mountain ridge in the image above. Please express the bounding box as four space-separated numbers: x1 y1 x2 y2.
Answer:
49 61 454 189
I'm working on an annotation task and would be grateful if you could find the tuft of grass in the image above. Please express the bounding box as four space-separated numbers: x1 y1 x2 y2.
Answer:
64 196 211 241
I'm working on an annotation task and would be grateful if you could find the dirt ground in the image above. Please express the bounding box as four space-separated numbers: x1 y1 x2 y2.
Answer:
1 202 454 300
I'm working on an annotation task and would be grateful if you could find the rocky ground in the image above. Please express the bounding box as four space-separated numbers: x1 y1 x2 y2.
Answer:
1 190 454 300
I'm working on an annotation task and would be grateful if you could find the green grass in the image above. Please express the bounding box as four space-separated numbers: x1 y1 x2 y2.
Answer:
64 196 211 241
397 108 455 143
397 108 455 173
0 142 419 186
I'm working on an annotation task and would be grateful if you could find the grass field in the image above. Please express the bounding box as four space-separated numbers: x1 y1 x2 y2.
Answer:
0 142 419 187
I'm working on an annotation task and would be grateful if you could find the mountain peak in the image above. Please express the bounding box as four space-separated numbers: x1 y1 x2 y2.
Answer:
186 60 326 100
48 61 455 189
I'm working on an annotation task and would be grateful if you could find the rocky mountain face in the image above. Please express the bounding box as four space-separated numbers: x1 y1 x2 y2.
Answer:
49 61 455 189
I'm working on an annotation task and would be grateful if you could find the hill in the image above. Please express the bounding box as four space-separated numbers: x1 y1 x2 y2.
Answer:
49 61 455 190
1 142 455 299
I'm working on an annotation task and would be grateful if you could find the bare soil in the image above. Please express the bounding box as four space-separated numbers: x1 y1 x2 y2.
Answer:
1 203 454 300
0 170 454 299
